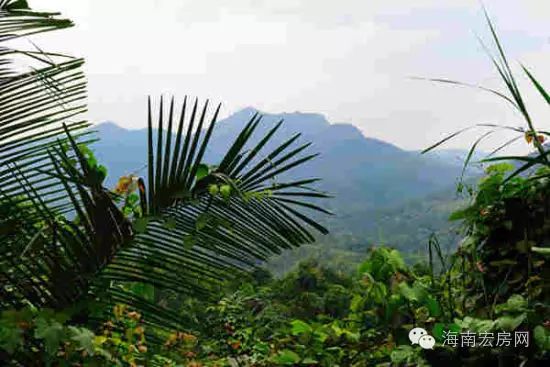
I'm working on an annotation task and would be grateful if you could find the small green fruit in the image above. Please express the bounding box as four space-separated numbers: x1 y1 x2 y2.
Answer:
208 184 220 196
220 185 232 198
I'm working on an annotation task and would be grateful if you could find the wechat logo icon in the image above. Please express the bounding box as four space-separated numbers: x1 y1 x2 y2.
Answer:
409 327 436 350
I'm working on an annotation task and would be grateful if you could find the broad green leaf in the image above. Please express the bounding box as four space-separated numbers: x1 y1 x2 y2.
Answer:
0 322 24 353
272 349 301 365
495 314 526 331
534 326 549 350
195 213 211 231
195 163 210 181
163 217 177 230
69 326 96 355
132 217 150 233
432 323 445 341
398 283 415 301
495 295 527 314
291 320 312 336
449 208 470 221
252 341 270 354
34 318 65 355
425 296 441 317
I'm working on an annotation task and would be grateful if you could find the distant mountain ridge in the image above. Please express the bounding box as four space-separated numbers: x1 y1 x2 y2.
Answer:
92 108 476 253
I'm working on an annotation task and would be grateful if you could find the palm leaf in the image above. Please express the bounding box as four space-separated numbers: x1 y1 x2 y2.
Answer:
111 95 329 278
0 1 90 214
98 96 329 331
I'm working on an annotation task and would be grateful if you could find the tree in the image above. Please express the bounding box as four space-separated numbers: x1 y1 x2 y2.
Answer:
0 0 330 340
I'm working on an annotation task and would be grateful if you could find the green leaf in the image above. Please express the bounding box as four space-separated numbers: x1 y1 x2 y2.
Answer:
398 283 415 301
449 208 470 221
449 323 461 333
532 247 550 256
534 326 549 350
195 213 211 231
34 318 65 355
0 322 24 353
125 282 155 302
454 317 495 333
183 234 197 249
163 217 177 230
432 323 445 341
133 217 150 233
421 126 473 154
495 295 527 314
425 296 441 317
291 320 313 336
489 259 517 267
486 162 514 175
96 165 108 184
387 249 407 271
127 193 139 205
496 314 526 331
301 357 318 364
272 349 301 365
69 326 96 355
253 341 270 355
522 65 550 105
195 163 210 181
390 345 415 364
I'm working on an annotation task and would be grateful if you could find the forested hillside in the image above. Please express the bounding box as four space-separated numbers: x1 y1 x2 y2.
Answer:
92 114 479 261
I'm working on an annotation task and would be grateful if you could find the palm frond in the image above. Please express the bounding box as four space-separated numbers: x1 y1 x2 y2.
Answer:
1 130 132 310
0 0 73 42
109 96 329 289
0 1 90 213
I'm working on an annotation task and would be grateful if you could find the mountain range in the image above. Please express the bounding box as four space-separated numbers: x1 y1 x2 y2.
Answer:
91 108 478 260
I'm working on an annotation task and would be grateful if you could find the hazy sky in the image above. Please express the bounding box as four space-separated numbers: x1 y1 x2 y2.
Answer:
29 0 550 151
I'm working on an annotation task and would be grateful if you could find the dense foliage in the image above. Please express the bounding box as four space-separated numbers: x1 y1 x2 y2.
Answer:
147 166 547 366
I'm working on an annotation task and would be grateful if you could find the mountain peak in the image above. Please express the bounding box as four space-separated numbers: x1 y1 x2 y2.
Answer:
93 122 133 142
264 111 331 135
230 107 261 120
95 121 127 133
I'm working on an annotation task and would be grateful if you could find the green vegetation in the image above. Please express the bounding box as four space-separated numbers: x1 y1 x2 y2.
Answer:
0 1 328 364
1 2 549 366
